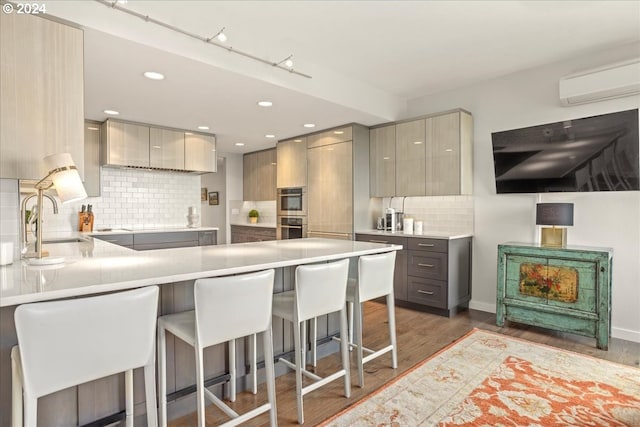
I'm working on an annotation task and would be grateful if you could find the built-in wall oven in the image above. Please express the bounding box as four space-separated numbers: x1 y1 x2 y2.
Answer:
277 216 307 240
277 187 307 216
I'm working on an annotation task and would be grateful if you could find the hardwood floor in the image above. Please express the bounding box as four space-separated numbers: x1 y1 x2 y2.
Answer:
169 302 640 426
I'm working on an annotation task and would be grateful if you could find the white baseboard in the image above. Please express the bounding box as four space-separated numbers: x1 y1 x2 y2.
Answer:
469 300 639 344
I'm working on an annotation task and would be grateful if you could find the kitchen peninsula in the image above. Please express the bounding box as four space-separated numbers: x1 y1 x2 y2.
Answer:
0 237 401 425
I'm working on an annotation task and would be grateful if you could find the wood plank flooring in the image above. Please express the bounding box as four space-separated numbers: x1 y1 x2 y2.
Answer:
169 302 640 426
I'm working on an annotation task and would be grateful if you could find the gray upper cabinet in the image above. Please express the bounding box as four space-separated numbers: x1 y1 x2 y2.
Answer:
243 148 276 201
83 121 101 197
1 12 84 180
277 137 307 188
369 124 396 197
184 133 216 173
150 127 184 170
101 120 150 167
396 119 426 196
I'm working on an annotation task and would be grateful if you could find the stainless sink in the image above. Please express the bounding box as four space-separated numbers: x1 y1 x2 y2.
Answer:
42 237 90 244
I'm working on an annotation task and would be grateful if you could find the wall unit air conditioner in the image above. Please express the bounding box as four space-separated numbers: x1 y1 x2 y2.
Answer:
559 59 640 106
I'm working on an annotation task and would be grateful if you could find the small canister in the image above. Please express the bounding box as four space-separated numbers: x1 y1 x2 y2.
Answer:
403 218 414 234
414 221 423 235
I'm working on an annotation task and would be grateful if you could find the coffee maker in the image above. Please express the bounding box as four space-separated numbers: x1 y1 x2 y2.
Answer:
385 208 404 232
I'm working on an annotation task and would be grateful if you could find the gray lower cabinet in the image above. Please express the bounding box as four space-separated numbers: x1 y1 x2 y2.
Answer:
356 233 472 317
230 225 276 243
92 231 217 250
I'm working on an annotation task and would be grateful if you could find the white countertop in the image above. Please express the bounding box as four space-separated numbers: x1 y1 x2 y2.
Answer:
230 222 277 229
88 227 219 235
0 237 401 307
356 229 473 239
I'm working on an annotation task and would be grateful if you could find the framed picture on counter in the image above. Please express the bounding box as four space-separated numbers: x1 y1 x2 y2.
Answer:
208 191 219 205
201 188 208 201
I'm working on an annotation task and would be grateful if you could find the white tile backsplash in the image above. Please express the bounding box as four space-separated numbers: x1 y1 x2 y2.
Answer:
0 179 20 261
380 195 474 233
20 168 201 234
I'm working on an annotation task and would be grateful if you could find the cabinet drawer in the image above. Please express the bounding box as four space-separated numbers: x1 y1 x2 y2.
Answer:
407 276 446 308
408 238 448 253
355 234 406 247
134 232 198 245
408 251 447 280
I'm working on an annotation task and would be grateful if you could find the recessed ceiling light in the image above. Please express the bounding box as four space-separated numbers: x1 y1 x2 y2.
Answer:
265 134 275 139
143 71 165 80
235 142 245 146
104 109 119 115
303 123 316 128
197 126 210 130
257 101 273 107
87 126 99 131
334 130 344 135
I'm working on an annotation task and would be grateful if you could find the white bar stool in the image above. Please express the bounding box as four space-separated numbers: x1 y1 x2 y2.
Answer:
347 251 398 387
157 269 277 427
272 258 351 424
11 286 160 427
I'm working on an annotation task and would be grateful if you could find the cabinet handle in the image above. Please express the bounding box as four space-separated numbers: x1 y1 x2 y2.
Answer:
418 243 435 247
418 263 434 268
417 290 435 295
369 240 388 244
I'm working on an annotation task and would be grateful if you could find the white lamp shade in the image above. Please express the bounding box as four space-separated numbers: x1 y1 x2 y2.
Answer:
44 153 87 203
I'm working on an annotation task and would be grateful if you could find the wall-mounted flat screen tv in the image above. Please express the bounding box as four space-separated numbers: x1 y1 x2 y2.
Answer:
491 109 639 194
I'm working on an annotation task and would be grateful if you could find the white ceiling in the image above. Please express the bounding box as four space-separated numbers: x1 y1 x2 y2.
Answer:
42 1 640 154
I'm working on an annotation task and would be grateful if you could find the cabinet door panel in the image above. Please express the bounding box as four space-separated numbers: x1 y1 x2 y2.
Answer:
430 112 461 195
84 121 101 196
185 133 216 172
307 126 352 148
277 138 307 188
395 119 426 196
150 127 184 170
243 152 257 201
370 125 396 197
105 121 150 167
256 148 277 200
308 141 352 234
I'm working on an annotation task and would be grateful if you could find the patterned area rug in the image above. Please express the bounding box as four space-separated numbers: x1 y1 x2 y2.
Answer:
320 329 640 426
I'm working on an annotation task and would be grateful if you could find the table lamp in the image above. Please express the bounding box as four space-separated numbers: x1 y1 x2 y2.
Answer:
536 203 574 247
23 153 87 265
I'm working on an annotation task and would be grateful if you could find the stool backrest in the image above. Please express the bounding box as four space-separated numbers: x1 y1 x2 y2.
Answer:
358 251 397 302
295 258 349 322
194 269 275 348
14 286 159 399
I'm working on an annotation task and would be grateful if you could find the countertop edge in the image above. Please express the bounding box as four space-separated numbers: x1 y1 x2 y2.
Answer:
355 230 473 239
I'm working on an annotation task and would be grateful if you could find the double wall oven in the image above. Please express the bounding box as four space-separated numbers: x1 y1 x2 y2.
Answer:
277 187 307 240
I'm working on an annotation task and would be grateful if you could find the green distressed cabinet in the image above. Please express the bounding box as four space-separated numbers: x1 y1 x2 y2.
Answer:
496 242 612 350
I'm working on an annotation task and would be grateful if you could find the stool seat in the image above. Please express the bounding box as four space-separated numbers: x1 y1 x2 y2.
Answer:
158 311 196 346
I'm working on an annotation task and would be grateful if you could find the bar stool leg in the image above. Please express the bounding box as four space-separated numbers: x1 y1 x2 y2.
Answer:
387 294 398 369
339 305 351 398
348 302 354 348
310 317 317 367
229 339 236 402
195 347 206 427
293 318 305 424
262 327 278 427
24 396 37 426
11 347 23 427
354 300 365 387
144 356 159 427
250 333 258 394
125 369 134 427
158 324 168 427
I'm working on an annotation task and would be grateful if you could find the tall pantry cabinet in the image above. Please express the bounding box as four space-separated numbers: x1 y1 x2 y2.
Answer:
0 12 84 180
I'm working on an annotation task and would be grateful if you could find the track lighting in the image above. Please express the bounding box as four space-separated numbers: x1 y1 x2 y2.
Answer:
96 0 311 79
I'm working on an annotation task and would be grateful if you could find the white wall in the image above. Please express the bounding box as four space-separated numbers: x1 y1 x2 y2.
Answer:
407 42 640 342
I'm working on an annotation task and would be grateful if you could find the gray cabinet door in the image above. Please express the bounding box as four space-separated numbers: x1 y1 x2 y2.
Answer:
150 127 184 170
370 125 396 197
256 148 277 200
395 119 426 196
277 138 307 188
84 121 101 197
243 152 258 201
307 141 353 235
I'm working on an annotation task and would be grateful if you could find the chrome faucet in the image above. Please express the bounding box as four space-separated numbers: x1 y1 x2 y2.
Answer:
20 192 59 257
